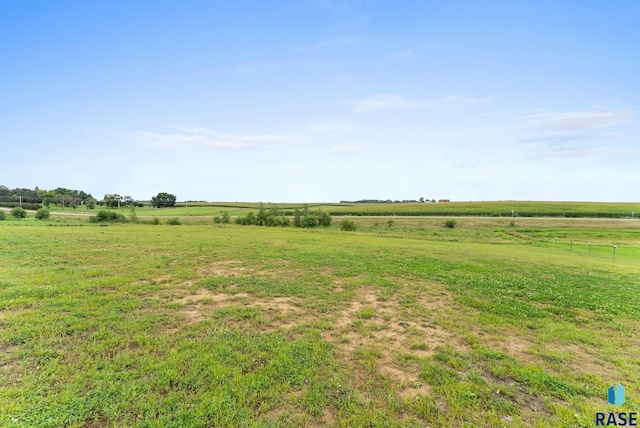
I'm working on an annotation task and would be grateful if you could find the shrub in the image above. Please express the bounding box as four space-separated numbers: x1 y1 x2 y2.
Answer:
35 208 50 220
152 217 160 225
90 210 127 223
0 211 6 221
11 207 27 219
340 219 357 231
387 219 394 228
444 219 456 229
293 205 331 228
221 211 231 224
213 216 222 224
166 217 182 225
316 210 332 227
129 206 139 223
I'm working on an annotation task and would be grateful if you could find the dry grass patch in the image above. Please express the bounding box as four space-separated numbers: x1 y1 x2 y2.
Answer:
323 285 467 398
172 288 307 332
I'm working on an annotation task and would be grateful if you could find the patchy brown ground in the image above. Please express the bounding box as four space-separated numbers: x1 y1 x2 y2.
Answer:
170 286 309 333
321 285 466 398
157 256 618 408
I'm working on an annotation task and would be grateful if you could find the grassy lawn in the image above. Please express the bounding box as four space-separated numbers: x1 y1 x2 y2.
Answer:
1 216 639 426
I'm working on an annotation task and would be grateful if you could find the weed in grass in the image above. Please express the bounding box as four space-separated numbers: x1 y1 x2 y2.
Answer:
357 306 375 319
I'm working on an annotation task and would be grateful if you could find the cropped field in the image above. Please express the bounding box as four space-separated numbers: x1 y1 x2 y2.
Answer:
12 200 640 220
1 216 639 426
131 201 640 218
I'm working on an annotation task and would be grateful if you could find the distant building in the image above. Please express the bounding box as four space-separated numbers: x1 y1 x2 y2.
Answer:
438 199 451 203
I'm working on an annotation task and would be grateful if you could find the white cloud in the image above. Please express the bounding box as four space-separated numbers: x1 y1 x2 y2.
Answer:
329 145 361 153
122 128 306 150
389 50 421 58
235 59 320 73
295 35 364 52
528 111 632 131
308 120 352 133
352 93 490 112
437 95 491 108
352 93 427 112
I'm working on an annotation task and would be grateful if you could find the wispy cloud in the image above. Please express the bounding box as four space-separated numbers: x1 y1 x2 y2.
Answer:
528 148 595 159
352 93 427 112
436 95 491 108
235 59 320 73
519 134 632 160
122 127 305 150
518 135 589 145
295 35 364 52
352 93 490 112
299 0 360 18
389 50 422 58
528 111 632 131
308 120 352 133
329 145 361 153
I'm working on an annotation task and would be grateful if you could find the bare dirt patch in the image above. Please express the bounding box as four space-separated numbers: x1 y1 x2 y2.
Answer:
172 288 307 331
198 260 247 278
324 286 464 398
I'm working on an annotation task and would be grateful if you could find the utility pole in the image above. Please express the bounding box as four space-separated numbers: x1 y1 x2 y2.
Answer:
19 196 22 207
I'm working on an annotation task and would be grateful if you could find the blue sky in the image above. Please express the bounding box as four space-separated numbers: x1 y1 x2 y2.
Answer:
1 1 638 202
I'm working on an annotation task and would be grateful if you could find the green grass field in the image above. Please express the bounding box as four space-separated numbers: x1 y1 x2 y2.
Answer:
146 201 640 218
21 200 640 219
1 214 639 426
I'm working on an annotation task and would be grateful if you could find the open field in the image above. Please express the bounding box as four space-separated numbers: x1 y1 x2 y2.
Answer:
135 201 640 218
7 200 639 219
1 216 640 426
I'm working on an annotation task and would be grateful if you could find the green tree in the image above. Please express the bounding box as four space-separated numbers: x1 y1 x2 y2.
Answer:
256 203 267 226
103 194 122 209
151 192 177 208
129 206 139 223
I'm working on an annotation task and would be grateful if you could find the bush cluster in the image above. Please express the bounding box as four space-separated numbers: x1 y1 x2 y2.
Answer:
89 210 127 223
293 206 332 228
35 208 50 220
166 217 182 225
339 219 357 231
444 219 456 229
214 211 231 224
234 204 332 229
0 210 6 221
11 207 27 219
235 204 290 227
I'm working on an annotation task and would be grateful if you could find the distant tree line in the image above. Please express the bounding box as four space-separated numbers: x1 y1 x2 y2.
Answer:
96 192 176 209
98 194 144 209
0 186 179 212
0 185 95 210
340 198 437 203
